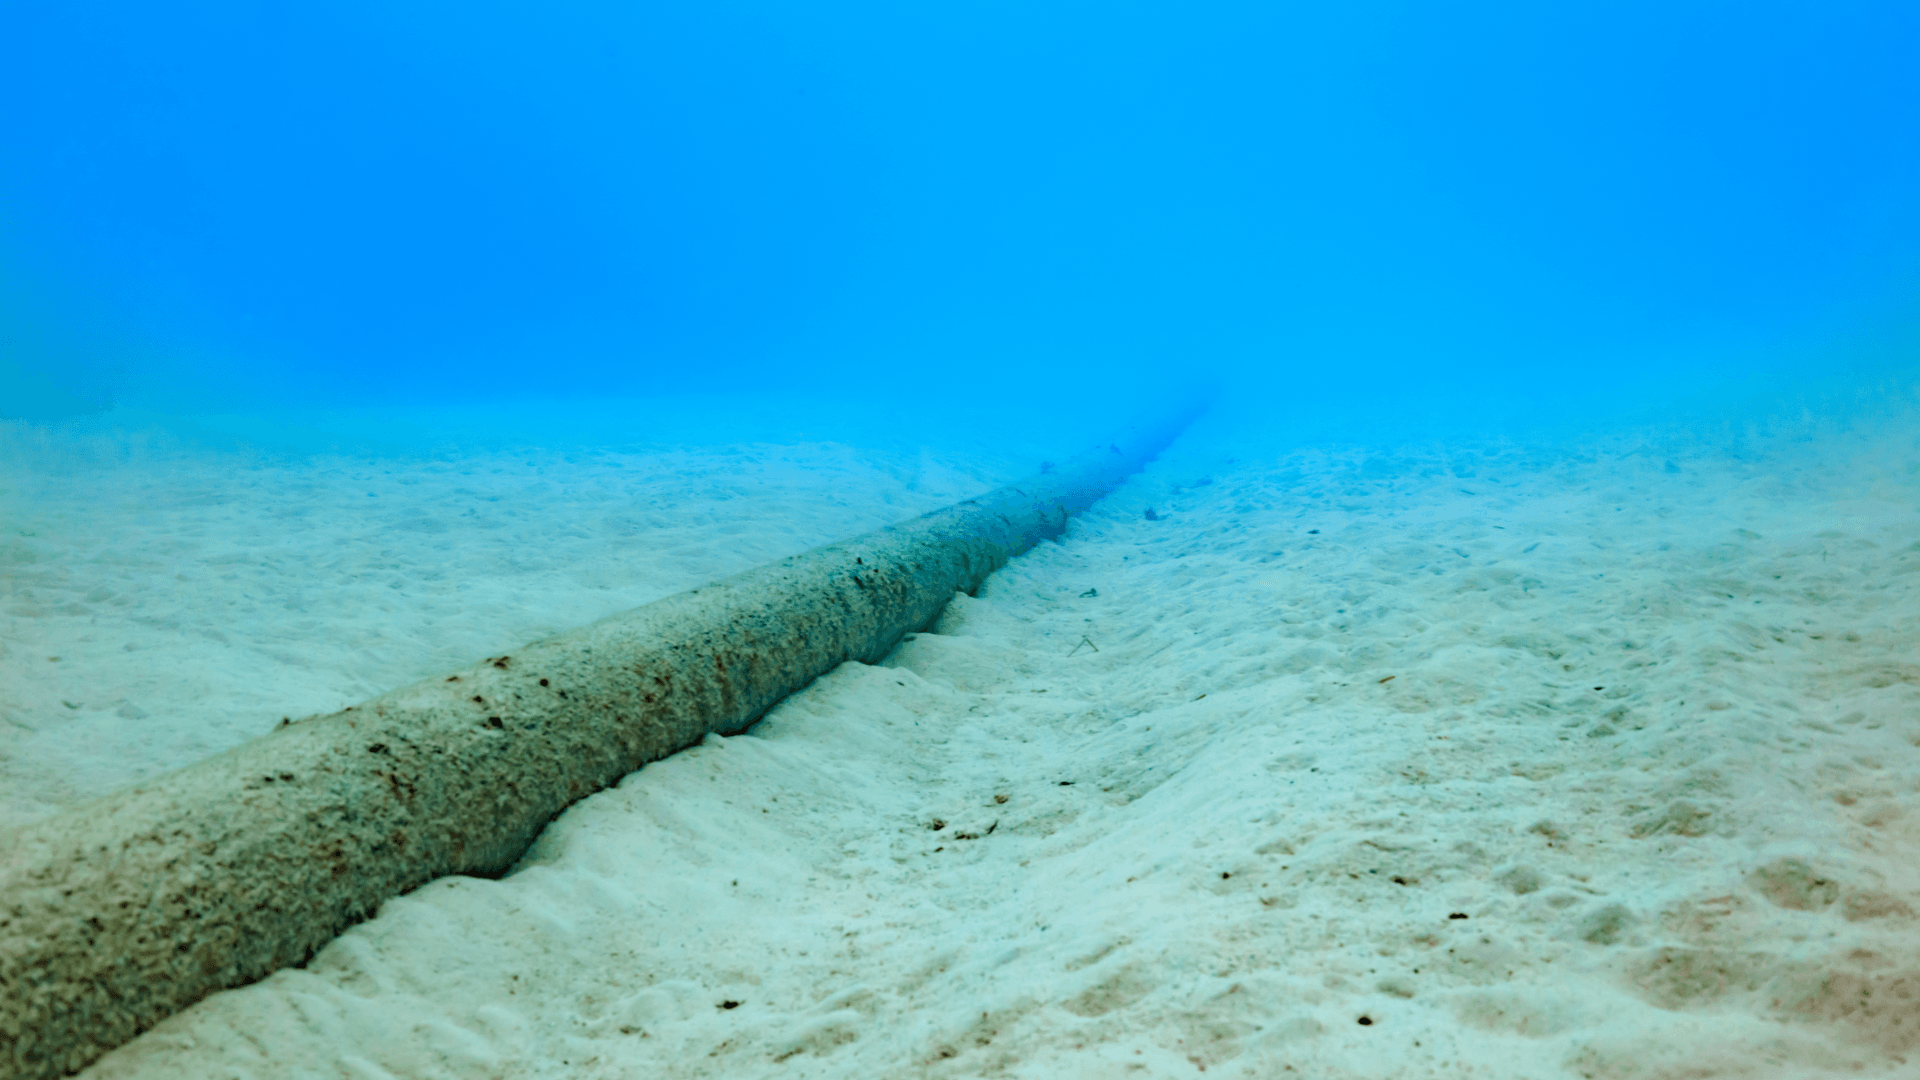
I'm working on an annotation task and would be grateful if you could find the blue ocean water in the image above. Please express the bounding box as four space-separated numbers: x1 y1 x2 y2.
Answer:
2 0 1916 436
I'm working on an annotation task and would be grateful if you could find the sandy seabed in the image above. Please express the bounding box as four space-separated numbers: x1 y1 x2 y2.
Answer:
4 404 1920 1078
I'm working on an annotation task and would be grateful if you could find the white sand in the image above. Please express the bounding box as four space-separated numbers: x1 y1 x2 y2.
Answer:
8 403 1920 1077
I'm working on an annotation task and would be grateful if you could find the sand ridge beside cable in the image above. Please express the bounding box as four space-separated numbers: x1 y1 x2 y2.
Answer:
39 414 1920 1077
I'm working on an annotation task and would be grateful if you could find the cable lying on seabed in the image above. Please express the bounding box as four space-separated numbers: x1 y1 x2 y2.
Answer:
0 397 1205 1080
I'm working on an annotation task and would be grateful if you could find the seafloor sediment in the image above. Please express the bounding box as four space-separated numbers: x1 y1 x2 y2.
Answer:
7 409 1919 1078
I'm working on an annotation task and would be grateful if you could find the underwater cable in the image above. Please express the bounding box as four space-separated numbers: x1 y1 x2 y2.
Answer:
0 397 1206 1080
